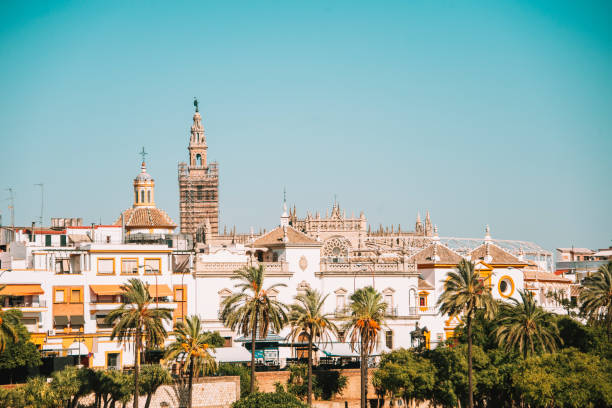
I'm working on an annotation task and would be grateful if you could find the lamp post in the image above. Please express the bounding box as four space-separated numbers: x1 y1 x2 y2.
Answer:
138 264 158 308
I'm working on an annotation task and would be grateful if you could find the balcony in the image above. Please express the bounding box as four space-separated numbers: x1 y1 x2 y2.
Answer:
196 261 289 276
2 299 47 312
319 260 417 276
334 307 351 318
90 300 177 312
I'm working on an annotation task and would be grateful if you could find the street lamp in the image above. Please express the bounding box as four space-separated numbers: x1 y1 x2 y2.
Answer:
138 264 158 308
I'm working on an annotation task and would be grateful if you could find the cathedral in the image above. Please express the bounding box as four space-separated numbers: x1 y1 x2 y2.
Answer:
0 101 565 370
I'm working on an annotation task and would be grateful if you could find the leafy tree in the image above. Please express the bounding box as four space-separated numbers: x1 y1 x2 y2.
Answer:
513 348 612 408
278 364 347 401
231 391 308 408
344 286 387 408
425 343 493 408
0 385 25 408
495 290 561 357
437 259 496 408
221 265 288 394
50 366 94 408
165 315 216 408
580 260 612 338
139 364 172 408
0 309 42 383
372 349 435 407
556 315 597 353
287 288 337 406
0 310 17 353
216 363 255 398
106 279 172 408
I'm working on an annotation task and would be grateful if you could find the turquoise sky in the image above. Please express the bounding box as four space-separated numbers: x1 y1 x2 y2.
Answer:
1 1 610 252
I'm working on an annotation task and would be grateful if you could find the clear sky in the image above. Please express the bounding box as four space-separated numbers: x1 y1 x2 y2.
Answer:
0 0 610 253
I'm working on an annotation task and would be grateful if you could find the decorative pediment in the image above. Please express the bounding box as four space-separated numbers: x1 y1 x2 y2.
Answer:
218 288 232 296
297 281 311 291
382 287 396 295
444 314 463 327
334 287 348 295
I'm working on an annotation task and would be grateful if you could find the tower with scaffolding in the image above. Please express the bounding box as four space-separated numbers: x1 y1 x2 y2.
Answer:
178 99 219 239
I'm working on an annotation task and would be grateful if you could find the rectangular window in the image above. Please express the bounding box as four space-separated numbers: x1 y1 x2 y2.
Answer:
97 258 115 275
55 289 65 303
107 352 120 369
60 235 67 247
419 296 426 307
45 235 52 246
175 288 184 302
144 258 160 274
70 289 82 303
96 315 111 329
121 258 138 275
385 330 393 349
336 295 345 310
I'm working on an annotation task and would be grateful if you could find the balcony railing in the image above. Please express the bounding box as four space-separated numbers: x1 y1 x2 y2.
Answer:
320 261 417 274
197 261 289 275
334 307 351 317
3 299 47 308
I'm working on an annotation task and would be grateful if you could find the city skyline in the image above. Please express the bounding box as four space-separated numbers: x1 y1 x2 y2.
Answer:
1 1 611 253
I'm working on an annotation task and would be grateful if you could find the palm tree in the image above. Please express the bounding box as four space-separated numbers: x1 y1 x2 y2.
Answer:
105 279 172 408
437 259 496 408
344 286 387 408
495 290 560 357
165 315 216 408
287 288 338 406
0 285 18 352
221 265 288 394
580 260 612 338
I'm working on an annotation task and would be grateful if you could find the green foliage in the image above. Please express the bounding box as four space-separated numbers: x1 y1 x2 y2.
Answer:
579 260 612 336
373 349 435 406
495 290 561 357
313 370 347 400
51 366 95 408
139 365 172 408
231 391 308 408
216 363 255 398
205 331 226 348
513 348 612 408
221 265 288 394
0 309 42 376
281 364 347 401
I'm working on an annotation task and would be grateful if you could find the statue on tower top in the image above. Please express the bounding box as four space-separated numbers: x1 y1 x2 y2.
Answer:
193 97 199 112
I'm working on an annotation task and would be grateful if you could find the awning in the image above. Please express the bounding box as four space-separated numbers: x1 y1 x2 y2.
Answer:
147 284 172 298
70 315 85 325
42 343 63 351
0 284 44 296
211 347 252 363
235 332 285 343
54 315 69 325
90 285 123 296
318 342 389 357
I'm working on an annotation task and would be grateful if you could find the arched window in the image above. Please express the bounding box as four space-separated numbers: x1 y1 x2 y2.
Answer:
147 190 151 203
135 191 138 203
140 190 145 203
196 154 202 167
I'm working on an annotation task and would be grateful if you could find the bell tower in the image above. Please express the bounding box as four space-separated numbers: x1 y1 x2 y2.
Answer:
178 98 220 236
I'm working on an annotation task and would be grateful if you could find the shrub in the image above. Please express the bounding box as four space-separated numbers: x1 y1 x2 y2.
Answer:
231 391 308 408
216 363 255 397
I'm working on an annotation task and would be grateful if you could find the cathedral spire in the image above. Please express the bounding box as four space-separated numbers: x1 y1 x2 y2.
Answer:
189 98 207 169
280 188 289 227
424 211 433 236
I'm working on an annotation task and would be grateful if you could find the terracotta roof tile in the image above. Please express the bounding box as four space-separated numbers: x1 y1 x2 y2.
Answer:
523 270 572 283
252 226 320 247
418 277 435 290
469 243 525 265
114 208 177 229
411 243 463 265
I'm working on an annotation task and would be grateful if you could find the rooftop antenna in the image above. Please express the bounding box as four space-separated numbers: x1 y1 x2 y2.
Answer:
34 183 44 227
5 188 15 241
